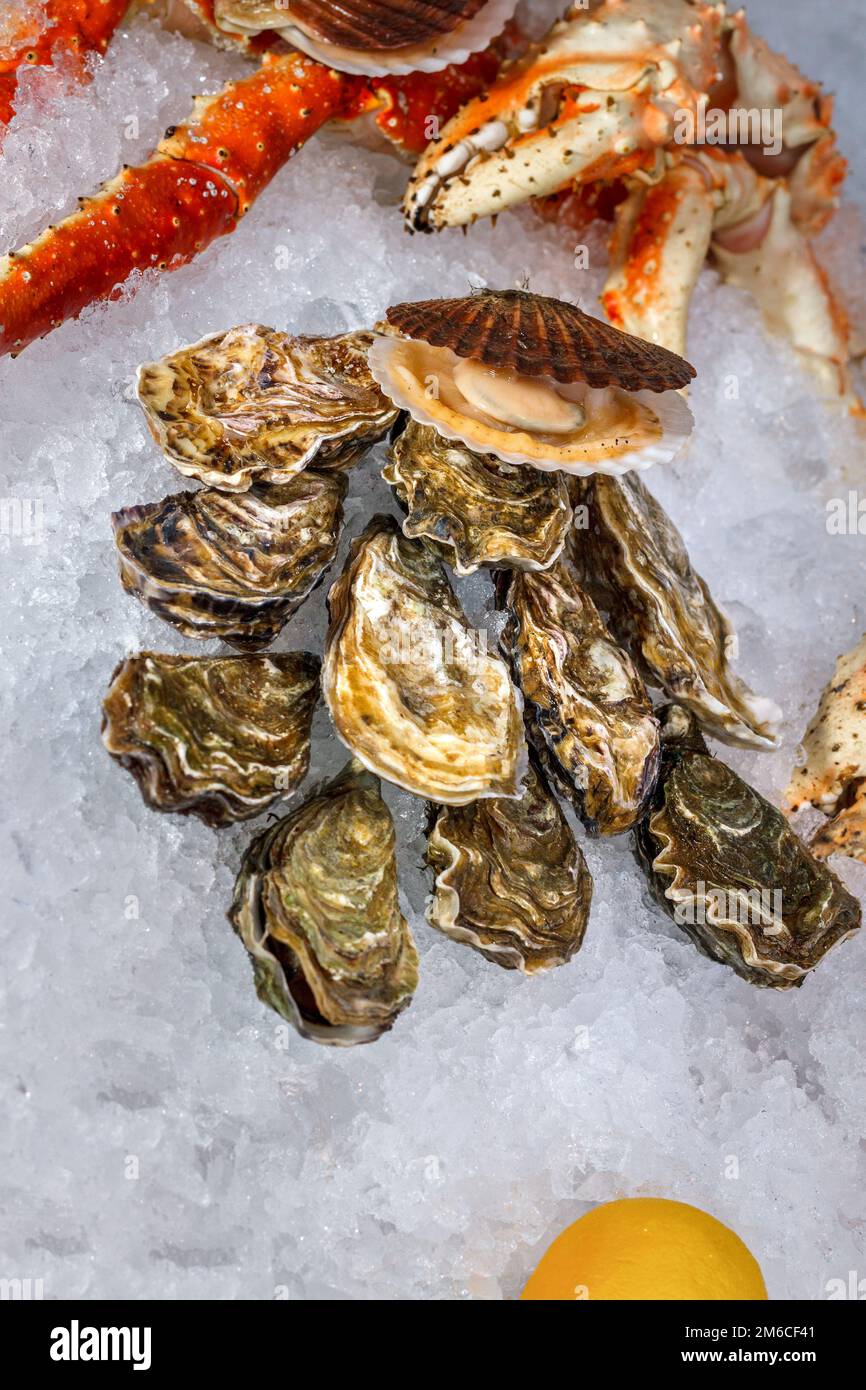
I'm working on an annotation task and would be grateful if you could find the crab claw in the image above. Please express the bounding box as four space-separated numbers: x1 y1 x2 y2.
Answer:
403 32 660 232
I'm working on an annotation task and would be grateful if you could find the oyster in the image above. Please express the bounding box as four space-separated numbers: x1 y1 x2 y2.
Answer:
635 705 861 989
574 473 782 749
383 420 572 575
214 0 517 76
501 538 660 834
786 632 866 862
102 651 319 827
427 758 592 971
112 472 345 650
323 514 526 803
368 289 694 474
137 325 398 492
228 759 418 1044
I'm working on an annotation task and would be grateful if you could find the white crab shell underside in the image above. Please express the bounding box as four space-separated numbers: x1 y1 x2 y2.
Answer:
368 333 694 476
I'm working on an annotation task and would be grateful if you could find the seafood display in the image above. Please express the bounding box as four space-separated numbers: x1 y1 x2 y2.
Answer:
102 651 320 826
229 758 418 1044
636 706 861 988
427 759 592 971
786 634 866 863
0 0 855 418
101 288 861 1043
405 0 856 408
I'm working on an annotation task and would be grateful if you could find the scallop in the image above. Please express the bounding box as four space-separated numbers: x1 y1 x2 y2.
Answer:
368 289 694 475
214 0 518 76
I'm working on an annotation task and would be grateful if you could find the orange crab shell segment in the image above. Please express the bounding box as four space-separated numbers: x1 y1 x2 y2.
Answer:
385 289 696 391
0 53 369 357
0 0 129 128
370 42 506 153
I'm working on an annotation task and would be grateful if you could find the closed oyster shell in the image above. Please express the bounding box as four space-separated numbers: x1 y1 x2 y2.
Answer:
501 539 660 834
426 758 592 971
112 472 345 650
383 420 572 575
785 632 866 862
574 473 782 749
385 290 696 390
137 325 397 492
228 759 418 1045
323 514 526 803
102 651 319 827
635 705 861 988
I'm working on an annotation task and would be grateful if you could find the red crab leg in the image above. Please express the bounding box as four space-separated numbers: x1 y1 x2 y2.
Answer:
0 40 504 358
0 0 130 129
0 52 371 356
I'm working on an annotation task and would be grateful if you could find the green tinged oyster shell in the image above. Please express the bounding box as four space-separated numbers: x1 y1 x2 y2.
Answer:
383 420 572 575
102 651 319 827
573 473 781 750
500 536 659 834
323 513 527 804
426 758 592 972
635 705 861 988
229 759 418 1045
112 472 345 650
137 325 398 492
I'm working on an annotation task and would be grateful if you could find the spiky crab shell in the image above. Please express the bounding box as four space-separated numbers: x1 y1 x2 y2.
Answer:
214 0 518 74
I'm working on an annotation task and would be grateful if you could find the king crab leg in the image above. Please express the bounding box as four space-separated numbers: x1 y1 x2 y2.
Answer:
0 0 130 131
0 36 501 358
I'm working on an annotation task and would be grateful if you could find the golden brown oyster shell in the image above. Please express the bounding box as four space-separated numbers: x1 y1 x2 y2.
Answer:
385 290 696 390
426 758 592 971
323 514 526 803
635 706 861 989
383 420 572 575
500 538 660 834
785 632 866 862
137 325 397 492
228 758 418 1045
102 651 319 827
112 472 345 650
574 474 782 750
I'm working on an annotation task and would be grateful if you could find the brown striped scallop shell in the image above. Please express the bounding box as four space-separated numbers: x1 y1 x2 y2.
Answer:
286 0 489 49
385 289 696 392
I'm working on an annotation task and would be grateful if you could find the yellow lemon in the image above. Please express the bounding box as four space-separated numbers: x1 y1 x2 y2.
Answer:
521 1198 768 1301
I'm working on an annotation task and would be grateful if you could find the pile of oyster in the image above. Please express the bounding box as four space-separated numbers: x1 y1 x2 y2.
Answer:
102 289 861 1046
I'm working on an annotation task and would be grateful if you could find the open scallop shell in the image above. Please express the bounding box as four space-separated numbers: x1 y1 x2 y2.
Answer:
368 331 693 476
384 291 696 390
215 0 517 75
